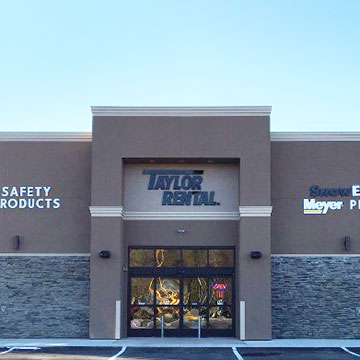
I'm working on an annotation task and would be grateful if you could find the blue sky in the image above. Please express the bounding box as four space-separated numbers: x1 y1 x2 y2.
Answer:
0 0 359 132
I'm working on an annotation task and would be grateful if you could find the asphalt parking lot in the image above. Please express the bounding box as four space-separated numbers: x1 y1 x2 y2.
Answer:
237 347 359 359
0 347 121 360
1 346 360 360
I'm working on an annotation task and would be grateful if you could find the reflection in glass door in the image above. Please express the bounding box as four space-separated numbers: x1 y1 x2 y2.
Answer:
128 247 235 337
209 277 233 330
183 278 207 330
129 276 234 336
155 278 180 330
130 277 154 330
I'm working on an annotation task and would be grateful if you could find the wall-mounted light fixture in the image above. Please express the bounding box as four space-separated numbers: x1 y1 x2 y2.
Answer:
344 236 351 251
176 229 186 234
250 251 262 259
13 235 20 250
99 250 111 259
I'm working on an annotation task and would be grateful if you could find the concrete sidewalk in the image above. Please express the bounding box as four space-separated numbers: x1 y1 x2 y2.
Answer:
1 338 360 348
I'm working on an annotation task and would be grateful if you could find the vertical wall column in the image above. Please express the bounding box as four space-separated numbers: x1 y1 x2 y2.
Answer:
89 212 125 339
237 207 272 340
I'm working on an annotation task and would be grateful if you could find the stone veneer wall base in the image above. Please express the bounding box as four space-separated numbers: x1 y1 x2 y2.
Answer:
0 256 90 338
272 256 360 339
1 255 359 339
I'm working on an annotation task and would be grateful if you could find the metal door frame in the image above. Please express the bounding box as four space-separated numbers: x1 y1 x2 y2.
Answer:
127 246 235 337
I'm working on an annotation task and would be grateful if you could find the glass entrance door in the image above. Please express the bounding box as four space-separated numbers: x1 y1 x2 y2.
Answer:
155 277 181 332
183 277 233 335
129 275 234 337
128 247 235 337
182 277 207 333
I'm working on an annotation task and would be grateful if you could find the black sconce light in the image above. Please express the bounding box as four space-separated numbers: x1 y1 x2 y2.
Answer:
99 250 111 259
344 236 351 251
13 235 20 250
176 229 186 234
250 251 262 259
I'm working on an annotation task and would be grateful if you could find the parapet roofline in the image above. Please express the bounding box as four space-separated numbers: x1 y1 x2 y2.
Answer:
0 132 92 142
91 106 272 117
271 132 360 141
1 132 360 142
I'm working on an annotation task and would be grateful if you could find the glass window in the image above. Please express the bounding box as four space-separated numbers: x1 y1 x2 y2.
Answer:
183 307 207 329
183 249 207 267
209 306 232 329
129 248 235 268
156 307 180 329
209 249 234 267
130 249 154 267
183 277 207 305
131 277 154 305
130 306 154 329
155 249 181 267
156 278 180 305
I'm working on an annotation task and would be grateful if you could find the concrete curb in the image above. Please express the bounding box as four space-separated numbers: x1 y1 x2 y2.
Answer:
1 339 360 348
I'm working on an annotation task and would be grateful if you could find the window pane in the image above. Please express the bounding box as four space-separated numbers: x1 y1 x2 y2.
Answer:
209 306 232 329
156 278 180 305
209 277 232 305
183 250 207 267
155 249 181 267
183 307 207 329
209 249 234 267
130 249 154 267
131 306 154 329
156 307 180 329
183 278 207 305
131 278 154 305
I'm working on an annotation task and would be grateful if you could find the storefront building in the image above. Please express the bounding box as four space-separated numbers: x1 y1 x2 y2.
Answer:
0 107 360 339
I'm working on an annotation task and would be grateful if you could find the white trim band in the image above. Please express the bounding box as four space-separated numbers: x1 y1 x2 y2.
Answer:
90 206 273 219
91 106 272 117
0 253 91 257
272 254 360 257
239 206 273 217
1 131 360 142
271 132 360 142
123 211 239 221
89 206 239 220
0 132 92 142
89 206 124 217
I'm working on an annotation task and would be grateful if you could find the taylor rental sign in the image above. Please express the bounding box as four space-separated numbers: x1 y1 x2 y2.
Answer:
303 184 360 215
143 169 220 206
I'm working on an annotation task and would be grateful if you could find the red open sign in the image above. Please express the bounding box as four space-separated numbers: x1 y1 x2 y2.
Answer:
212 283 228 299
212 283 228 291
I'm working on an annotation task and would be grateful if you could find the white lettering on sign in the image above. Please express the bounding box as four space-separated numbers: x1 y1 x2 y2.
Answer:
0 186 61 209
352 185 360 196
304 183 360 215
303 199 344 215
